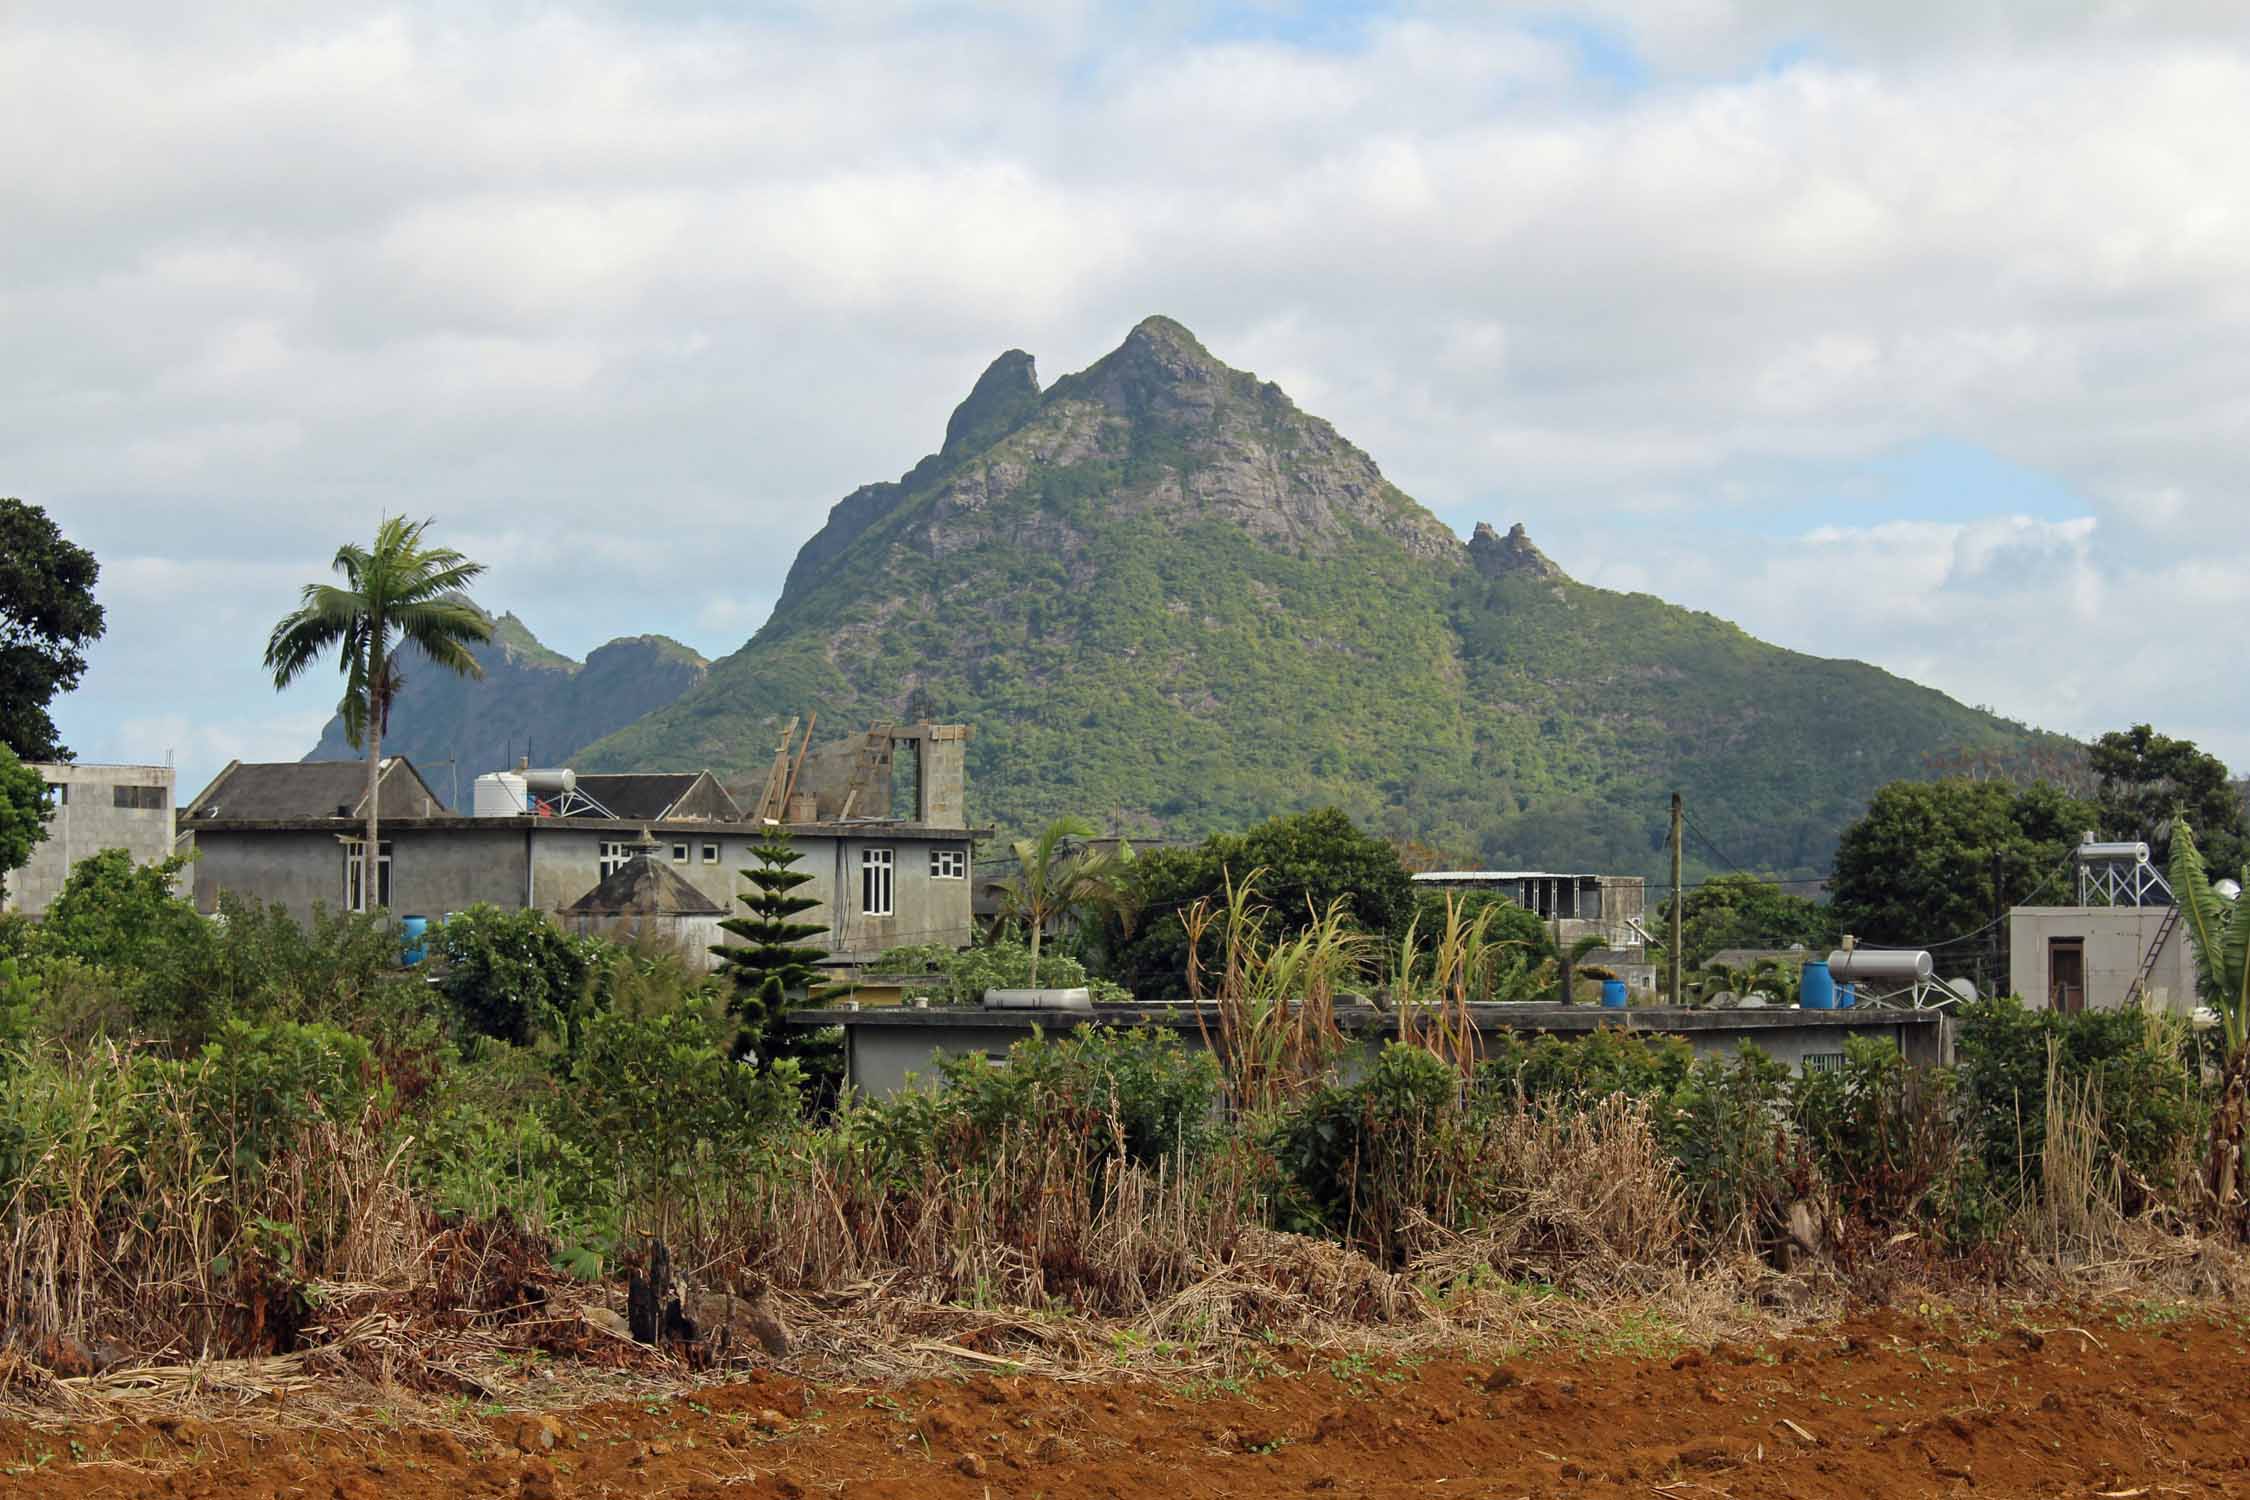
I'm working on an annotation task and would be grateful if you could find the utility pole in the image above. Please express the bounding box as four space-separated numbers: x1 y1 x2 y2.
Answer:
1669 792 1684 1005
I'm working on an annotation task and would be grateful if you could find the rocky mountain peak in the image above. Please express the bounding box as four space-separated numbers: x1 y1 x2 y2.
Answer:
942 349 1040 458
1469 521 1565 582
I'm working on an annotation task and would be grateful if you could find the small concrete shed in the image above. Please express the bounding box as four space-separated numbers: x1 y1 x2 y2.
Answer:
565 849 730 967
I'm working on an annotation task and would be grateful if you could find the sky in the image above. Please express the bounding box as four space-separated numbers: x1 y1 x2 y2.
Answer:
10 0 2250 802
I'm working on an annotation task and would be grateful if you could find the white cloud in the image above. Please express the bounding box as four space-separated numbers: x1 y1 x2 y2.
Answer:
11 1 2250 793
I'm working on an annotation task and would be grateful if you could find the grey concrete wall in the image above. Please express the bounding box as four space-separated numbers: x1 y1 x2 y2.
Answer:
2008 906 2197 1013
190 819 976 961
5 764 176 916
825 1006 1952 1099
192 826 530 923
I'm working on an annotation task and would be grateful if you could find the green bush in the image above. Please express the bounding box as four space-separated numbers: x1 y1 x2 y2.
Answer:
436 905 599 1047
1273 1042 1465 1264
1657 1044 1806 1250
178 1018 384 1183
1476 1027 1693 1108
854 1024 1219 1173
867 936 1130 1005
562 1007 798 1211
1791 1036 1994 1242
1953 996 2207 1204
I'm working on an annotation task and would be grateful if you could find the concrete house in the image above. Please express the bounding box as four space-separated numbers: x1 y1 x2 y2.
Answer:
1410 868 1654 987
2 762 178 916
181 723 988 964
2006 839 2206 1014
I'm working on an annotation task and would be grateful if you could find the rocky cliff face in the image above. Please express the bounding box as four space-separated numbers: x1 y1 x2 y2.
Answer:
578 315 2056 878
303 614 706 803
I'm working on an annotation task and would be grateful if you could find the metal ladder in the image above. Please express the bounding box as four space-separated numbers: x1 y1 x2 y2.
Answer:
2125 902 2183 1005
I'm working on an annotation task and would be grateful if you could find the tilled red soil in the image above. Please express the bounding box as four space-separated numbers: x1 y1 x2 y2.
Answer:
4 1306 2244 1498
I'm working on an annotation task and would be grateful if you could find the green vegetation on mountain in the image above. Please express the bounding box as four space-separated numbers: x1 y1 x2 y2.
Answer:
581 315 2058 880
304 609 707 803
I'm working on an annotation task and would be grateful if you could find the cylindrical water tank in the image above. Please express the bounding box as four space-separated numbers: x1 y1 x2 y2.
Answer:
1601 979 1628 1009
1827 949 1934 983
471 771 528 817
2077 841 2151 863
399 915 430 966
1800 960 1836 1010
523 768 577 795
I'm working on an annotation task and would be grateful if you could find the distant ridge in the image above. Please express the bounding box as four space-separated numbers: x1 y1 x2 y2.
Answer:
302 611 706 804
565 316 2060 879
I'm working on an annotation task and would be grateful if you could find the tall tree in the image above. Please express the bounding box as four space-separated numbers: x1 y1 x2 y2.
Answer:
1654 873 1835 970
0 499 106 762
264 517 490 910
711 828 833 1069
1829 778 2098 960
2092 724 2246 872
0 745 52 904
986 815 1133 986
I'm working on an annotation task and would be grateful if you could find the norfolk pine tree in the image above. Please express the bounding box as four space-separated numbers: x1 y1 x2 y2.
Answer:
712 828 834 1071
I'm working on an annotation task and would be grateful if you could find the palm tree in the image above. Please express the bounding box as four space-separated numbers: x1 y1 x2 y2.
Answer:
264 517 490 912
985 816 1133 987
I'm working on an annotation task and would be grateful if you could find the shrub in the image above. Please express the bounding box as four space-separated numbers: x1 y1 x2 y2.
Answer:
437 905 599 1047
866 936 1129 1005
561 1007 799 1228
1657 1044 1808 1252
855 1024 1220 1174
1273 1042 1466 1264
1791 1036 1993 1242
180 1018 384 1184
1953 996 2207 1205
1476 1027 1693 1109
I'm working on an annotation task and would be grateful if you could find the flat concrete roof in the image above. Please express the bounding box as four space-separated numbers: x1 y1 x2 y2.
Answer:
788 1002 1943 1034
187 815 991 839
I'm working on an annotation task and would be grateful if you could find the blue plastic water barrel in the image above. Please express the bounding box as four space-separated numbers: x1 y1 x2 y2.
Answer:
1838 982 1857 1010
1800 960 1836 1010
1601 979 1628 1009
400 914 430 966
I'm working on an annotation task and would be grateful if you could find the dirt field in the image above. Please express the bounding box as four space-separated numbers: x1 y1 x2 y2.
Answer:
3 1304 2244 1499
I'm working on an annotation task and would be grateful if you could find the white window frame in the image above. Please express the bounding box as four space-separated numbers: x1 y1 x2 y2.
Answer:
860 847 894 916
672 841 690 864
342 839 393 913
702 842 720 864
930 846 966 879
599 840 633 879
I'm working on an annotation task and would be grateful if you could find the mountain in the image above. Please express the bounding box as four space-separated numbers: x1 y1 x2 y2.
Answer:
571 315 2061 879
302 612 707 807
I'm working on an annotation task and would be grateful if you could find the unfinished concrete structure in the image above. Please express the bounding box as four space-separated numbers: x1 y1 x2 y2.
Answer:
182 726 986 963
2 762 177 917
1411 869 1653 986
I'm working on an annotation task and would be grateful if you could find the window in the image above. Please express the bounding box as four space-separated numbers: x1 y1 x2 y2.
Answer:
702 842 720 865
112 784 164 811
44 781 67 807
860 847 894 916
930 846 966 879
342 839 393 912
599 841 633 879
672 842 689 864
1804 1052 1846 1075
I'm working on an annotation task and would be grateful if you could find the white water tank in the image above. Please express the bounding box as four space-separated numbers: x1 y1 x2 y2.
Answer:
1827 949 1934 983
471 771 529 817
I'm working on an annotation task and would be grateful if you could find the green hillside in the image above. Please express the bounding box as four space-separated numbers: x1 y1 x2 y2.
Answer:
579 316 2059 879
